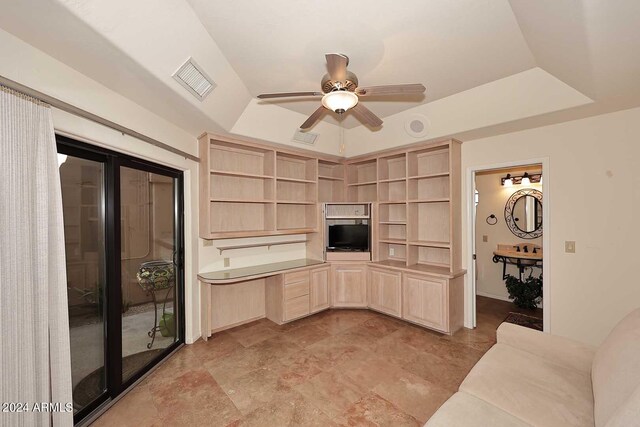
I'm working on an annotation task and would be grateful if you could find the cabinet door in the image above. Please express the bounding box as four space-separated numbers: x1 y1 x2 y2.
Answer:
310 267 330 313
402 274 447 331
332 264 367 307
368 268 402 317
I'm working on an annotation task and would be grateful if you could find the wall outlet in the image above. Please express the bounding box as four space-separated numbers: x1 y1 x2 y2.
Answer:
389 247 395 256
223 257 230 267
203 239 213 247
565 241 576 253
482 235 488 242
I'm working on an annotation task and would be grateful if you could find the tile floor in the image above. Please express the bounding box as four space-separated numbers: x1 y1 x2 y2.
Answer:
92 296 541 426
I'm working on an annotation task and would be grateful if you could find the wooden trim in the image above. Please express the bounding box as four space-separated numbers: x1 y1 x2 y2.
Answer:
200 132 344 163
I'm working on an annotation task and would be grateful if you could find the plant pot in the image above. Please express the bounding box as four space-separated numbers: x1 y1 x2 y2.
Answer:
159 313 175 337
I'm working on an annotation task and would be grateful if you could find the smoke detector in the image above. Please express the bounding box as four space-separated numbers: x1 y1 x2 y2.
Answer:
173 58 215 101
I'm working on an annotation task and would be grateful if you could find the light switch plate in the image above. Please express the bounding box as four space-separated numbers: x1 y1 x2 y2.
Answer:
203 239 213 247
565 241 576 253
223 258 230 267
389 247 395 256
482 235 488 242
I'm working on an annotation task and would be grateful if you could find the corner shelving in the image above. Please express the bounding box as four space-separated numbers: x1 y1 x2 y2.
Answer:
276 152 318 232
346 159 377 202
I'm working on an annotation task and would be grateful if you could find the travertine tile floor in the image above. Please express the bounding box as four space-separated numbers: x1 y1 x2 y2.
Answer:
92 296 541 426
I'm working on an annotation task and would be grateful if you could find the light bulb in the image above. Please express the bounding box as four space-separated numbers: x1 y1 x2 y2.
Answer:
503 174 513 187
521 172 531 186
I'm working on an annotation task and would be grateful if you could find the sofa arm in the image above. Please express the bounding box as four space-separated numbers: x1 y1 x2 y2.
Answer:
497 322 596 374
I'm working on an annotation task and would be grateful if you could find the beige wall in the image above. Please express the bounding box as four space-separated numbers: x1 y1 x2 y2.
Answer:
463 106 640 346
0 28 202 343
474 167 542 301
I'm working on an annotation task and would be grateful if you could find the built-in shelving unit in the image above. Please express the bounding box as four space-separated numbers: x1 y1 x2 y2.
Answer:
346 159 377 202
199 134 345 239
344 140 461 275
318 160 345 202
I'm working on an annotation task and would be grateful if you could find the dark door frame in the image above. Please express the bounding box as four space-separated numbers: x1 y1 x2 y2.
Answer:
56 135 185 425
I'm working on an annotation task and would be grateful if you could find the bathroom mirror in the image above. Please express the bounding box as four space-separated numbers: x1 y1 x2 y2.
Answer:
504 189 542 239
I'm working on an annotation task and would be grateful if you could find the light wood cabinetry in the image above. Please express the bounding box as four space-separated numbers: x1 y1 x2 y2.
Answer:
199 134 343 238
310 266 331 313
368 267 402 317
318 160 345 202
331 263 368 307
345 140 462 275
265 266 333 325
402 273 464 333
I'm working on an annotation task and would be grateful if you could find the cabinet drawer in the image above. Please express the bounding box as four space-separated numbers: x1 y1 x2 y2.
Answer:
284 270 309 285
284 280 310 300
284 294 310 321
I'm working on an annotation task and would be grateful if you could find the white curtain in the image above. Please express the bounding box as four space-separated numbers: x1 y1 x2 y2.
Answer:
0 87 73 426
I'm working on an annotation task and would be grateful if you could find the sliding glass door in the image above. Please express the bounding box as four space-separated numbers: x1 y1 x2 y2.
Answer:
57 136 184 424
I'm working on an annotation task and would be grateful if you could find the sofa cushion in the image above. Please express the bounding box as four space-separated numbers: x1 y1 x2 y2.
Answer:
460 343 594 427
425 391 531 427
592 308 640 427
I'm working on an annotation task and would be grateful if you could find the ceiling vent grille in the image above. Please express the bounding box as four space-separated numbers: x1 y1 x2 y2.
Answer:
173 58 215 101
293 129 318 145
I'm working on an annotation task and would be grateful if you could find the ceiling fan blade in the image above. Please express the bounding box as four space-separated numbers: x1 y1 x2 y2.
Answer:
351 103 383 127
356 83 426 97
325 53 348 81
300 106 326 129
257 91 323 99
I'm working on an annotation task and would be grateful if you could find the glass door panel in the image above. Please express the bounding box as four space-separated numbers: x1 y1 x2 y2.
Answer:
59 154 107 415
120 167 178 382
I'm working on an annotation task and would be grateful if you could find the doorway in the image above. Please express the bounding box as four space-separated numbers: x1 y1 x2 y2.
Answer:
467 160 549 333
57 136 184 424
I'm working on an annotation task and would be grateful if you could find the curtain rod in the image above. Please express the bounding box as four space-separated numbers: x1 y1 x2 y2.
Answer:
0 75 200 163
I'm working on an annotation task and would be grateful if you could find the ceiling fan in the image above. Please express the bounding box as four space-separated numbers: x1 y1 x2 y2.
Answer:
257 53 426 130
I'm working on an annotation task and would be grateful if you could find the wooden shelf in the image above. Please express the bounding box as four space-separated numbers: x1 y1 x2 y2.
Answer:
276 176 316 183
275 227 316 232
379 200 407 205
407 198 450 203
210 170 273 179
408 172 449 180
379 177 406 183
210 198 274 203
276 200 316 205
379 238 406 245
326 215 370 220
347 180 377 187
380 221 406 225
409 240 451 248
318 175 344 181
216 239 307 254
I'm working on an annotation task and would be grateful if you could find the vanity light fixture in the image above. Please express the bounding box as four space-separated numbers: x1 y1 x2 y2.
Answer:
501 172 542 186
503 174 514 187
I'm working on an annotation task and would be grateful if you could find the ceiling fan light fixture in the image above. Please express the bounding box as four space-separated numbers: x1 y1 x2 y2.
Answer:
321 90 358 113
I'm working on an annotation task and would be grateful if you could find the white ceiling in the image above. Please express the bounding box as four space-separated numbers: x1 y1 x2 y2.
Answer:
1 0 639 147
187 0 536 128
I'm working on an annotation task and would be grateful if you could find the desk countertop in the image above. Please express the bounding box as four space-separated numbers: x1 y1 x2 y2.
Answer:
198 258 325 284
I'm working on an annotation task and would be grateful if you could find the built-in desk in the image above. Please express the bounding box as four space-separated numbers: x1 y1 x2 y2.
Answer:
198 258 325 284
199 258 325 340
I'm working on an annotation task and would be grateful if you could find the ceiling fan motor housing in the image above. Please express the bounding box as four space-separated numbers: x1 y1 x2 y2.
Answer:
321 71 359 93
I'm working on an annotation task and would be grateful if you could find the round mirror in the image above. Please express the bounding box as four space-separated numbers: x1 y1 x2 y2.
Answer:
504 189 542 239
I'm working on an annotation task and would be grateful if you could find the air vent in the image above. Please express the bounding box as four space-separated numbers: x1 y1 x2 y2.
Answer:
292 129 318 145
173 58 215 101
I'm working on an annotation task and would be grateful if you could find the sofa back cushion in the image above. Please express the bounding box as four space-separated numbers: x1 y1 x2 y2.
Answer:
592 308 640 427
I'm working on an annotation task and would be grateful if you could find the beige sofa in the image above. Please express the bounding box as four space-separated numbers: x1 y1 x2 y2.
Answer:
426 308 640 427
